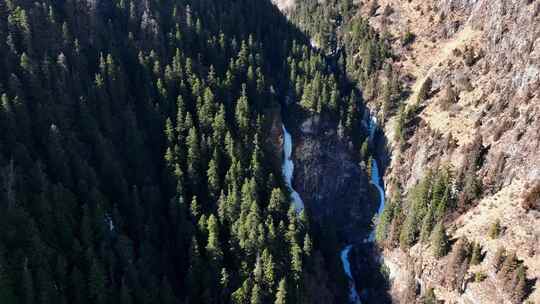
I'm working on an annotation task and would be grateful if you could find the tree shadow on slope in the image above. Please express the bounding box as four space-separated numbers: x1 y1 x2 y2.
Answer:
351 243 393 304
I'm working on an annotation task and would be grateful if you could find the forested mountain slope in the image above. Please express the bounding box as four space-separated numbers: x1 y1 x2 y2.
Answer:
361 1 540 303
282 0 540 303
0 0 371 303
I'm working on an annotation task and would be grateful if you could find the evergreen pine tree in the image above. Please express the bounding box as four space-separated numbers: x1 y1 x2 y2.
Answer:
261 248 276 288
422 287 437 304
0 256 17 304
88 259 107 304
359 139 369 162
275 278 287 304
303 234 313 258
21 260 35 304
251 282 262 304
489 219 501 239
207 157 220 202
220 268 230 298
419 206 435 243
160 277 176 304
470 242 482 265
235 85 250 138
120 278 132 304
498 252 518 282
513 265 528 303
187 126 201 189
417 77 432 103
431 222 449 258
493 247 506 272
206 214 223 264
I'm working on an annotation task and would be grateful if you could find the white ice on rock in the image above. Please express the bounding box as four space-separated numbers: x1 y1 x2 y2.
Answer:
340 245 362 304
368 159 385 242
368 116 378 140
340 115 387 303
367 115 385 242
105 213 115 232
281 124 305 212
281 115 384 303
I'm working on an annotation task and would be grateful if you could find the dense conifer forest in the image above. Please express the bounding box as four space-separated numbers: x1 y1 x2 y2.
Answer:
2 0 539 302
0 0 392 302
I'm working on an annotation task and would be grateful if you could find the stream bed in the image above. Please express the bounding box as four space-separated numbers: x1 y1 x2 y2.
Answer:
281 119 385 304
281 124 305 212
340 117 386 303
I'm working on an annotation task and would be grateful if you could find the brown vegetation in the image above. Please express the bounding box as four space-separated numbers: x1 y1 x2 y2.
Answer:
496 252 532 303
522 180 540 211
446 238 471 290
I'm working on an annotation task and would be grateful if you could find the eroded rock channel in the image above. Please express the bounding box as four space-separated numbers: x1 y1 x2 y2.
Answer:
280 114 391 303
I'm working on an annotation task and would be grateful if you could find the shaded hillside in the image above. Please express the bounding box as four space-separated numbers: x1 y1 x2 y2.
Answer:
0 0 372 303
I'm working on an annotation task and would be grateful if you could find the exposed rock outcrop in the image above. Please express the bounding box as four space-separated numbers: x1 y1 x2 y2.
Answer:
271 0 296 12
274 0 540 302
292 116 376 242
362 0 540 302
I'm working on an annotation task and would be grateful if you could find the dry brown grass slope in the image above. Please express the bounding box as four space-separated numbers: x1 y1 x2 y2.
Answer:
358 0 540 302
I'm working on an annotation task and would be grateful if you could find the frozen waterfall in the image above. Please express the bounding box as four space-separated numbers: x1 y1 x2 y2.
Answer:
281 124 305 212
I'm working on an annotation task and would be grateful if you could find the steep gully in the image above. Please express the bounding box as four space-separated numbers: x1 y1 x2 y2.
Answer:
281 116 385 304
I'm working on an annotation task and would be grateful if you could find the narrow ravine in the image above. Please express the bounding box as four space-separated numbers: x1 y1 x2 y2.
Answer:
367 117 386 237
281 118 386 304
281 122 361 303
340 116 386 303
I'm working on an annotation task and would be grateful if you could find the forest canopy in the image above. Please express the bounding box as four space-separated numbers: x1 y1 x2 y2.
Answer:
0 0 378 303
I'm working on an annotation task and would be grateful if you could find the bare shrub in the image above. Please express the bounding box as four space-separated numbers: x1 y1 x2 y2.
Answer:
522 180 540 211
440 85 458 110
493 119 513 141
383 4 393 16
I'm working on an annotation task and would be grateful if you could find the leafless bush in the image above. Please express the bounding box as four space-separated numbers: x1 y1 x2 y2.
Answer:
463 46 476 66
522 180 540 211
534 2 540 17
383 4 394 16
440 85 458 110
493 119 513 141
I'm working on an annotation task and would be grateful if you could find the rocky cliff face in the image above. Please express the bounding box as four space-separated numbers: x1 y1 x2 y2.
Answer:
362 0 540 302
267 107 376 242
291 115 377 242
271 0 296 12
272 0 540 302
